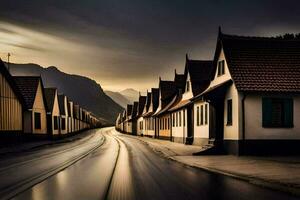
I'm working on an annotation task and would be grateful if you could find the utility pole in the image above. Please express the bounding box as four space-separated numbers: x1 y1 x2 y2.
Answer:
7 53 11 72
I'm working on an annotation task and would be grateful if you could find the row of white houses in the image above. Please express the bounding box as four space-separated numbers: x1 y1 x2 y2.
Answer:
0 60 101 139
116 28 300 155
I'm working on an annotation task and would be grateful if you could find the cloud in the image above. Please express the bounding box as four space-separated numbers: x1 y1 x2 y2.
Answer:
0 0 300 91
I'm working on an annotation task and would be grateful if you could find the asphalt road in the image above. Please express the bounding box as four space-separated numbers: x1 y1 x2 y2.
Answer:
3 128 298 200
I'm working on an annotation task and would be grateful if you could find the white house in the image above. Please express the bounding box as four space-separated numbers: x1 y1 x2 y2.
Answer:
195 28 300 155
58 94 69 135
44 88 61 136
137 95 146 136
143 88 159 138
14 76 48 135
169 55 213 145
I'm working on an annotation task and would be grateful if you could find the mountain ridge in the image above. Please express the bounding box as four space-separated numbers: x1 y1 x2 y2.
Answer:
7 62 123 124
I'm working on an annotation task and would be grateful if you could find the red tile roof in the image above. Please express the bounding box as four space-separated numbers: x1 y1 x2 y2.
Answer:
217 31 300 92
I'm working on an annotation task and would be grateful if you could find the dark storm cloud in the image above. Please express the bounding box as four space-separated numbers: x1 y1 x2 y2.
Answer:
0 0 299 91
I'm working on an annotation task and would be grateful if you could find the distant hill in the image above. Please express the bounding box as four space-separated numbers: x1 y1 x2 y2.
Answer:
104 91 131 108
120 88 139 103
7 62 123 125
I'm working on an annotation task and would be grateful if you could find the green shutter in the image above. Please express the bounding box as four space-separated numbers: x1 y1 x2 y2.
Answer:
284 98 293 127
262 98 272 127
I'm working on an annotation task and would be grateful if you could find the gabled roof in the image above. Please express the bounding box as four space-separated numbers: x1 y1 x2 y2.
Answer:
144 92 152 113
13 76 45 110
0 59 25 107
174 72 186 92
126 104 133 117
58 95 66 115
184 55 214 96
215 29 300 92
44 88 57 112
131 101 138 119
138 95 146 116
151 88 159 112
159 79 177 108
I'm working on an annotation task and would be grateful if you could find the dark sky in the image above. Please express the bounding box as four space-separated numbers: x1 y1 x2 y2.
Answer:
0 0 299 91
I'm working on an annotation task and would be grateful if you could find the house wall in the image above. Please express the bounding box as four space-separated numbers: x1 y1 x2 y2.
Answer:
61 97 69 134
144 117 155 137
223 84 240 140
137 117 143 135
32 81 47 134
245 94 300 140
127 121 132 134
0 73 23 131
193 101 210 145
210 48 232 88
51 91 60 135
182 73 193 100
171 108 187 143
158 113 171 140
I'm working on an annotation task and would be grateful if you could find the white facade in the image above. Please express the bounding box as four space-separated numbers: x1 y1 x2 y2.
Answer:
137 116 144 136
244 94 300 140
193 101 210 145
171 109 187 143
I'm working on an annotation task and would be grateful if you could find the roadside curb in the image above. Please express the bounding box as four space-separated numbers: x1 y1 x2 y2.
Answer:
131 134 300 198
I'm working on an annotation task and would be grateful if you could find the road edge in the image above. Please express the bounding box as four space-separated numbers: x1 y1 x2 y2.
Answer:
116 131 300 198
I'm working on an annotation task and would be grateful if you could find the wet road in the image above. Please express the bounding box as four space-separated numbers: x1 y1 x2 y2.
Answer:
7 128 299 199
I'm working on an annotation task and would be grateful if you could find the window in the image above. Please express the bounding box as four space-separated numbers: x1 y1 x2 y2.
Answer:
179 111 181 126
183 110 185 127
262 98 293 127
196 106 199 126
176 112 178 127
54 116 59 130
186 81 190 92
168 118 170 130
34 112 41 129
217 60 225 76
205 104 208 125
160 118 162 130
172 114 175 127
227 99 232 125
61 118 66 130
200 105 204 125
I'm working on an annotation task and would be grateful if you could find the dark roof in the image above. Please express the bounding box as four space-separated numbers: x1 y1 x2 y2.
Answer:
138 96 146 115
126 104 133 117
44 88 57 112
151 88 159 112
184 55 214 96
216 30 300 92
131 102 138 119
159 80 177 108
13 76 43 109
0 60 25 107
174 73 186 92
145 92 152 113
58 95 66 115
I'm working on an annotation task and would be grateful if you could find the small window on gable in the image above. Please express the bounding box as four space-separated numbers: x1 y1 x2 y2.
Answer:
217 60 225 76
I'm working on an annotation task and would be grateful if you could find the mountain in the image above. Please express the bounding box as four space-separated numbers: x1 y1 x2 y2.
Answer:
7 62 123 125
120 88 139 103
104 91 131 108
